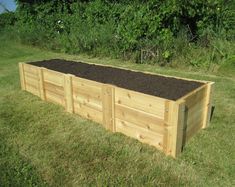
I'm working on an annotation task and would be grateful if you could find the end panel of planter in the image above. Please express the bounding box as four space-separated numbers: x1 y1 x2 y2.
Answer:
114 87 166 150
184 85 208 142
20 63 40 97
71 76 103 124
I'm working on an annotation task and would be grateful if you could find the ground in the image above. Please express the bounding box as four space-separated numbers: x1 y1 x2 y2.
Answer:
0 38 234 186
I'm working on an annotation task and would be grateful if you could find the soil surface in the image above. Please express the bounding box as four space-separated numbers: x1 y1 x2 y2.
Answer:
29 59 204 100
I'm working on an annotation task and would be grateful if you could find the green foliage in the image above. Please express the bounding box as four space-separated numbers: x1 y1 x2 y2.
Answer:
0 12 16 30
3 0 234 67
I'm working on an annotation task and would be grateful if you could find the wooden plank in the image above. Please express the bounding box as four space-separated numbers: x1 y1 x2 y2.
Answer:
102 85 115 131
25 83 40 96
115 103 165 134
24 75 39 88
43 69 64 86
115 87 165 119
44 82 64 96
202 82 214 128
38 68 45 100
64 74 74 113
116 118 163 150
74 103 103 124
19 63 26 90
45 89 65 106
72 77 102 100
23 64 38 74
73 94 102 112
169 100 186 158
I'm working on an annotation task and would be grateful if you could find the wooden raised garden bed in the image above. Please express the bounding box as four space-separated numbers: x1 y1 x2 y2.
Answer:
19 59 214 157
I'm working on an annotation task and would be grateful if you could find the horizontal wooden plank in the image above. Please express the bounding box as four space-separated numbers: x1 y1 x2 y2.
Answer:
186 119 203 141
115 103 165 134
43 69 64 86
23 64 38 74
24 71 39 80
116 118 163 149
44 82 64 97
25 83 40 97
72 78 102 100
24 75 39 87
184 86 206 108
45 89 65 106
115 87 165 119
73 93 102 112
72 76 103 88
74 103 103 124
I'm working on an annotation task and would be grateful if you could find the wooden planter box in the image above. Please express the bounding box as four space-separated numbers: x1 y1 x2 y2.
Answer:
19 61 214 157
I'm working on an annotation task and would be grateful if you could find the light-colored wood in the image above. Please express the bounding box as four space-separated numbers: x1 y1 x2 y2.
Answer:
102 85 115 131
202 82 214 129
74 102 103 124
116 118 163 150
38 67 45 100
169 100 186 158
23 64 38 74
19 63 26 90
44 82 64 96
25 83 40 97
64 74 74 113
73 94 102 112
43 68 64 86
115 87 165 119
19 62 214 157
115 103 165 134
44 89 65 106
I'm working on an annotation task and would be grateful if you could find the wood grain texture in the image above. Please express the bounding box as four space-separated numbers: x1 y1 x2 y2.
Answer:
19 63 26 90
102 85 115 131
115 87 165 119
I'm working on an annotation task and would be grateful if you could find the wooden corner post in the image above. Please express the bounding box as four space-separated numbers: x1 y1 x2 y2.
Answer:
19 63 26 90
202 82 214 129
64 74 74 113
102 85 115 132
164 100 186 158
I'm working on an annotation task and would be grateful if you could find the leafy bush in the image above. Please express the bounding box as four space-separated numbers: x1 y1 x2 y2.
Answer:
3 0 234 68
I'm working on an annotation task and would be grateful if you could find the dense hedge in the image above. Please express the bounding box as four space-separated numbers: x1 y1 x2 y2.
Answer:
1 0 234 66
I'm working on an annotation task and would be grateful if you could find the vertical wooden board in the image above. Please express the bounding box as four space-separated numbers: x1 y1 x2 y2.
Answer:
64 74 74 113
115 118 163 150
19 63 26 90
102 85 115 132
115 87 165 119
166 100 186 158
38 68 45 100
202 82 214 129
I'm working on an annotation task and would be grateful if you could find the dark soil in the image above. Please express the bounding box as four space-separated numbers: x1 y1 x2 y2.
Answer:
29 59 204 100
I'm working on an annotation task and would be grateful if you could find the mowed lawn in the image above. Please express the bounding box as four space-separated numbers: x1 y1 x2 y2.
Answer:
0 38 234 186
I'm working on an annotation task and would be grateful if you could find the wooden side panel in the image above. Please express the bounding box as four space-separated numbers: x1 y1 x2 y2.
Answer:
72 77 103 124
102 85 115 131
43 69 64 86
42 69 65 106
115 87 166 150
115 87 165 119
184 86 207 142
116 118 163 150
23 64 40 97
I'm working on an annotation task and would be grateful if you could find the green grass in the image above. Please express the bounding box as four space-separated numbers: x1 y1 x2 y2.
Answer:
0 38 234 186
